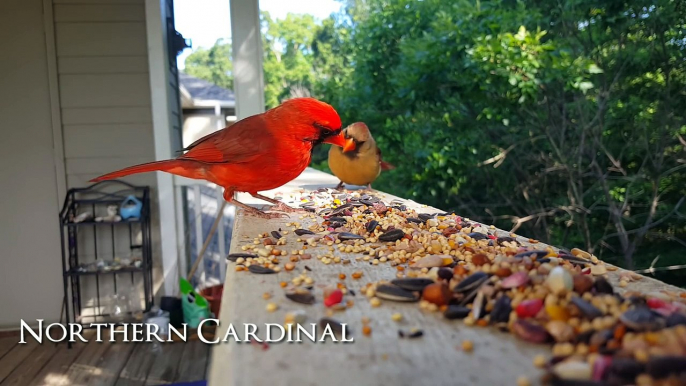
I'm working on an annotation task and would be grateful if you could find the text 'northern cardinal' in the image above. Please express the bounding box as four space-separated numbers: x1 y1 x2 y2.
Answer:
91 98 355 218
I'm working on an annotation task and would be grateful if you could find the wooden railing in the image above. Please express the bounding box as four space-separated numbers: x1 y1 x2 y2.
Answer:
205 167 686 386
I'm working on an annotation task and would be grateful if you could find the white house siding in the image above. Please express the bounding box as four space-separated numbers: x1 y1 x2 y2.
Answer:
52 0 163 317
0 0 65 328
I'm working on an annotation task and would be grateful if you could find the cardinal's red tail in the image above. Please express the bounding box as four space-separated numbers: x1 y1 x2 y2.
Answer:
90 160 198 182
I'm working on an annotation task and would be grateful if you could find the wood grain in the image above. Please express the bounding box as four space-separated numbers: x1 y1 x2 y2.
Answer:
0 340 40 383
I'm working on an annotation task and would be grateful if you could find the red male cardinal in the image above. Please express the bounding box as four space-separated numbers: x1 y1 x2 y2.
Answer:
91 98 355 218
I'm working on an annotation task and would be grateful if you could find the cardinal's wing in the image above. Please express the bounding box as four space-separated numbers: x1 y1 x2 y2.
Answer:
180 115 276 164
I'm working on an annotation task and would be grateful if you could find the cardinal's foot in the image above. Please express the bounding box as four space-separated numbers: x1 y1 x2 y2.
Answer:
242 206 289 219
335 181 345 191
269 202 305 213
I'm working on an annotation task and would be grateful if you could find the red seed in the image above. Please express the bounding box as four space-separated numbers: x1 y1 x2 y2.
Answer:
647 297 667 310
324 289 343 307
516 298 544 318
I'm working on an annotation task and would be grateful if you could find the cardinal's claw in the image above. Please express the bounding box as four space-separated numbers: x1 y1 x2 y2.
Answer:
239 206 289 219
335 181 345 191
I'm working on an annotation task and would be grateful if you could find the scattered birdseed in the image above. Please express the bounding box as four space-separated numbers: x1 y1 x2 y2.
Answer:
516 376 530 386
362 325 372 336
391 313 403 322
221 189 686 383
266 303 278 312
461 340 473 352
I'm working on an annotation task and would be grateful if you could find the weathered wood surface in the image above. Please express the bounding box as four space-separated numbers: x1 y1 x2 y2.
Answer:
207 167 685 386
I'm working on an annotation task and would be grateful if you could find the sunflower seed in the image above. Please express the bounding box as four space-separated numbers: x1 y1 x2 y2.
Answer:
467 232 488 240
338 232 364 240
513 250 549 259
619 307 666 331
227 253 257 261
418 213 435 221
454 272 489 293
366 220 378 233
248 265 276 274
378 229 405 242
294 229 315 236
593 277 614 294
496 236 519 245
319 317 346 336
375 284 419 302
646 356 686 379
444 305 471 320
490 295 512 324
285 290 315 304
406 217 423 224
391 278 434 292
270 230 282 239
570 297 603 319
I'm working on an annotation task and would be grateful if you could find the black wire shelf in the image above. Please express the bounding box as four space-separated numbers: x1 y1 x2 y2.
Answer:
59 180 154 346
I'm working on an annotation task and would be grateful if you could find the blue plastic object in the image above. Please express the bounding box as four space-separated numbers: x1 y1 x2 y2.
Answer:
120 195 143 220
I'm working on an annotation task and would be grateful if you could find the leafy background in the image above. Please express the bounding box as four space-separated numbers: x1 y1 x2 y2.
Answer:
185 0 686 287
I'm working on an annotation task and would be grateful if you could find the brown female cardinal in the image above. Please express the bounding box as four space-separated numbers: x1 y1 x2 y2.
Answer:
91 98 354 218
327 122 394 190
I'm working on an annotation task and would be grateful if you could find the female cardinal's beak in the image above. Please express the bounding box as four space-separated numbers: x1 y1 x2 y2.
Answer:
324 132 356 152
342 138 356 153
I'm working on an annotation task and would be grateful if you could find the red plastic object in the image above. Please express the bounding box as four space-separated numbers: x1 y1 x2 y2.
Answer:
200 284 224 316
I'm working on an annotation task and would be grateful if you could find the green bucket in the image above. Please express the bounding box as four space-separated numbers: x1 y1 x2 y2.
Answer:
180 278 211 328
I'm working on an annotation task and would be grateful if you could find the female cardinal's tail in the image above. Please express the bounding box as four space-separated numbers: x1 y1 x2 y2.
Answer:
90 159 202 182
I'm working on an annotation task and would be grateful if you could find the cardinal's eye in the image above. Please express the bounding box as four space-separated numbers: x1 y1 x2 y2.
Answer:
313 122 336 137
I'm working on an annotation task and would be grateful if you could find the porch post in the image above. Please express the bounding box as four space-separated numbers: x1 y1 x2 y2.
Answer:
145 0 180 297
230 0 265 119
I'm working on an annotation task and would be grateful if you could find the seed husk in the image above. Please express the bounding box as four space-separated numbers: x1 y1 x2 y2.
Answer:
375 284 419 302
294 229 315 236
366 220 378 233
248 265 276 274
406 217 422 224
271 230 282 239
378 229 405 242
390 278 434 292
444 305 471 320
398 329 424 338
512 320 552 344
285 289 315 305
227 253 257 261
338 232 364 240
570 297 604 319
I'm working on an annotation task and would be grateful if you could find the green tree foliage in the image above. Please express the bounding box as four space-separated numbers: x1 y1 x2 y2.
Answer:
184 38 233 90
318 0 686 281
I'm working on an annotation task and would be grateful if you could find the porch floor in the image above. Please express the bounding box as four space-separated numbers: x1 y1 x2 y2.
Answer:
0 332 210 386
